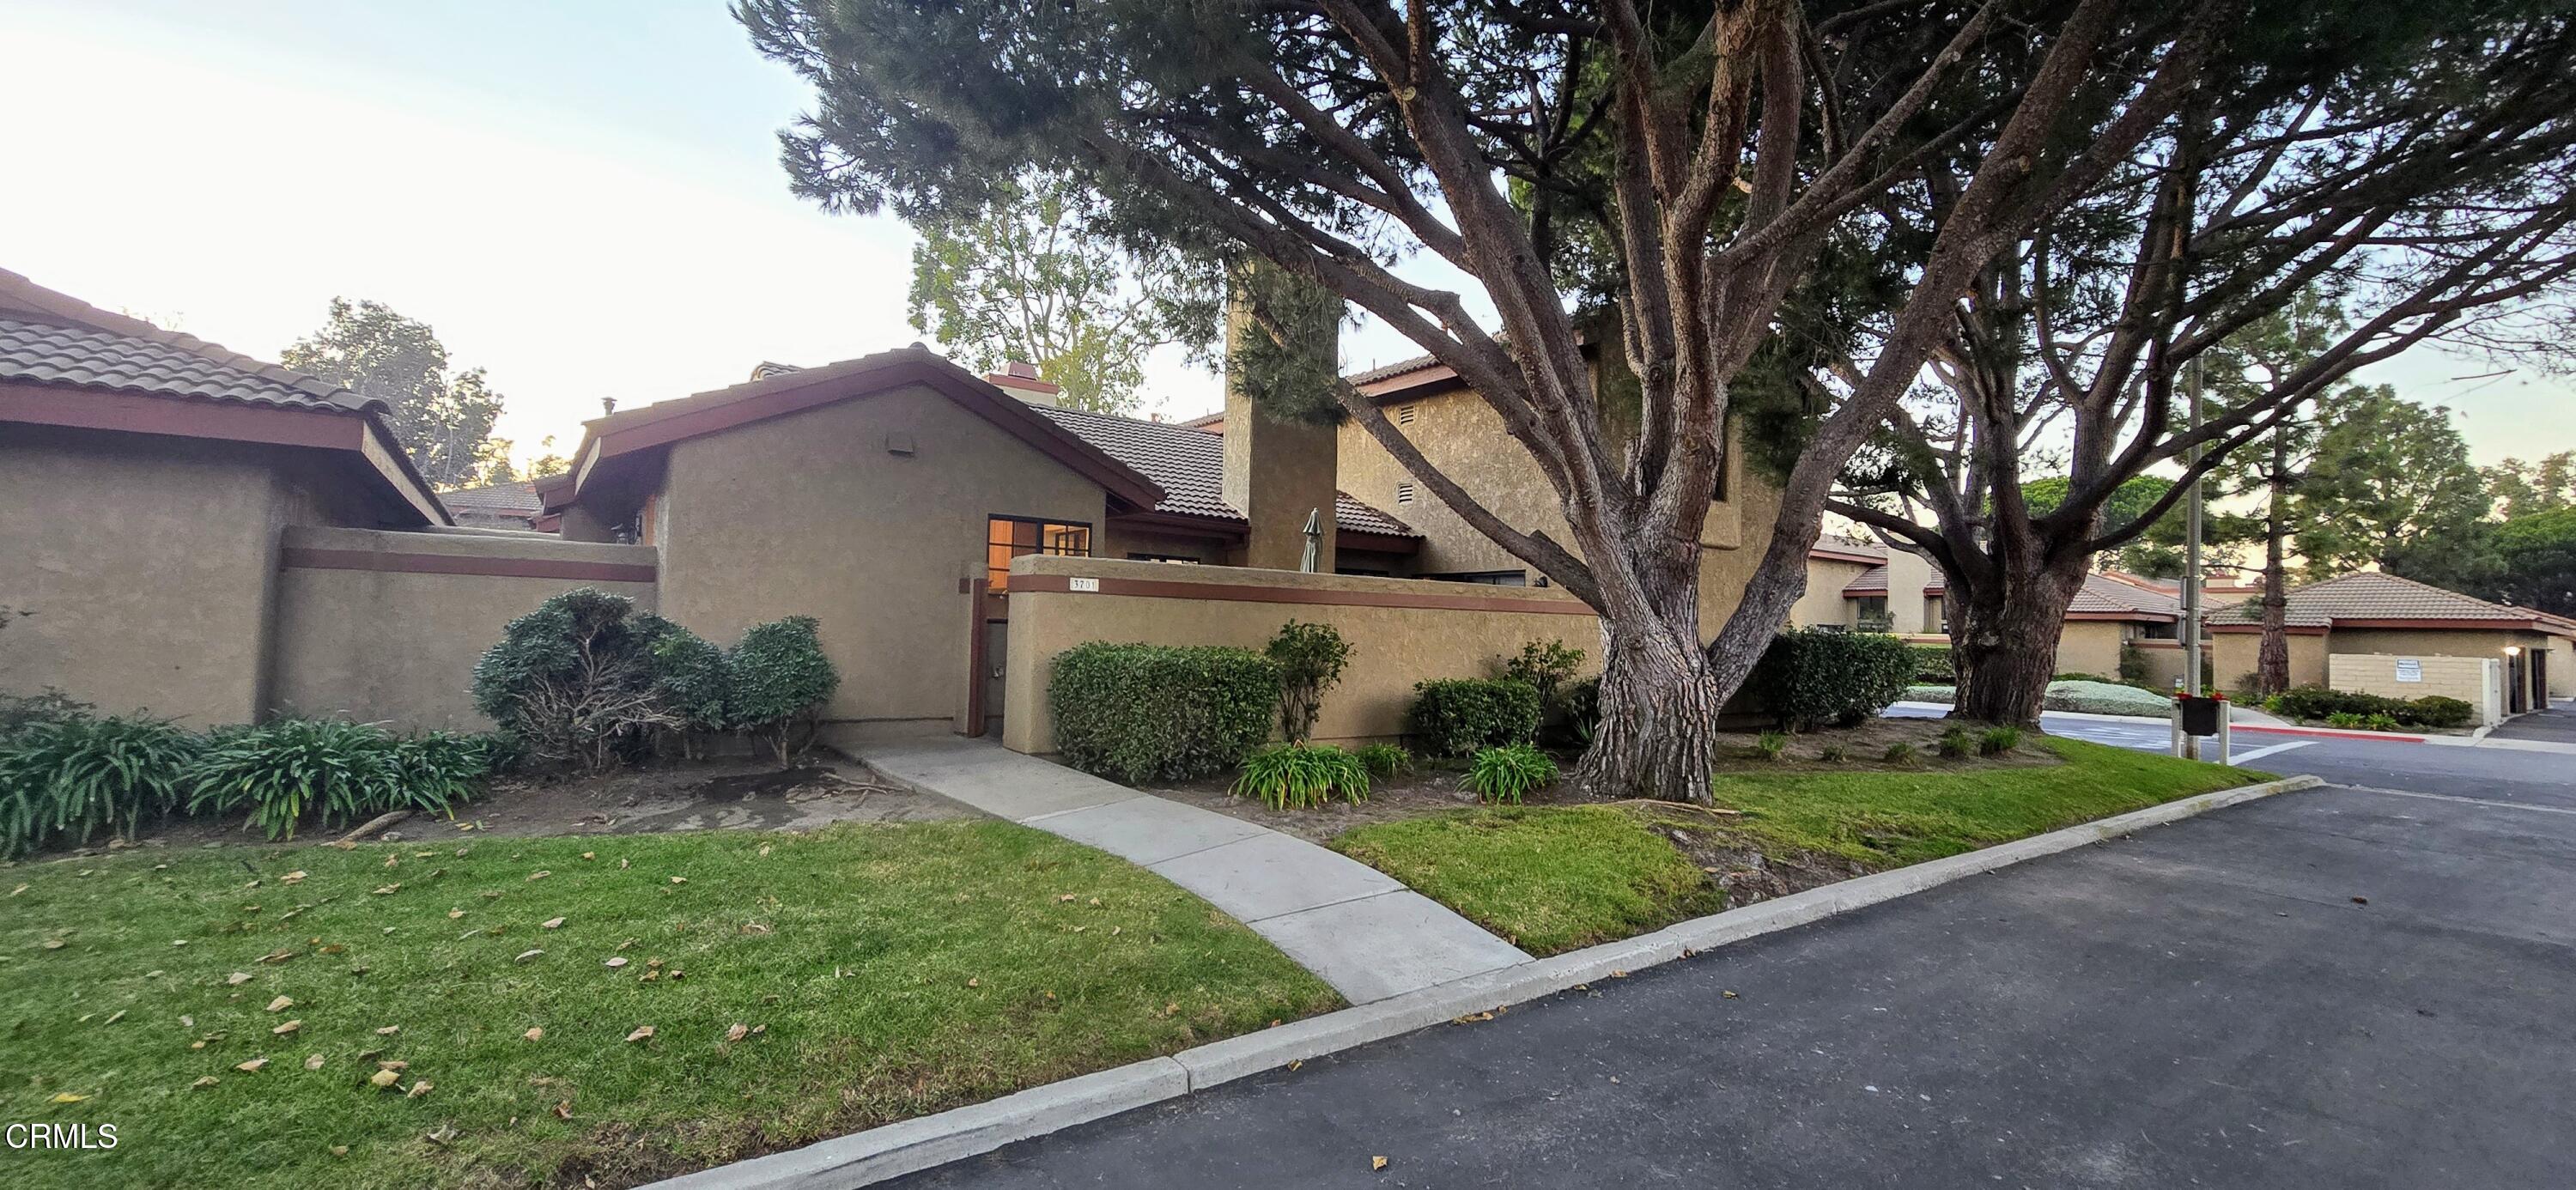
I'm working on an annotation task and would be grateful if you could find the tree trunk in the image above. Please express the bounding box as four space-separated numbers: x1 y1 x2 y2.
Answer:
2257 438 2293 695
1951 562 2091 726
1574 622 1726 807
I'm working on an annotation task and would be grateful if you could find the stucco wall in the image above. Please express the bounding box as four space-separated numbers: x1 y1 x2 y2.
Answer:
1795 558 1873 628
2213 631 2329 691
653 384 1107 737
0 428 318 725
2550 635 2574 699
269 525 659 731
2328 653 2502 725
2330 627 2552 711
2053 621 2129 679
999 556 1603 753
2130 641 2213 692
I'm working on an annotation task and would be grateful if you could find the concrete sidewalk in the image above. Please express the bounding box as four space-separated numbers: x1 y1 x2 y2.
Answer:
853 737 1531 1005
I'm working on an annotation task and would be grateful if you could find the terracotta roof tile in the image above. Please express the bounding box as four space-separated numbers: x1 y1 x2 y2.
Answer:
2208 570 2531 628
1032 404 1417 537
0 270 380 416
440 477 547 518
1843 564 1892 595
1911 570 2180 619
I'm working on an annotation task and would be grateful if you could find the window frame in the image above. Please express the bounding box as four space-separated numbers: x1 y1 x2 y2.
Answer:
986 514 1094 591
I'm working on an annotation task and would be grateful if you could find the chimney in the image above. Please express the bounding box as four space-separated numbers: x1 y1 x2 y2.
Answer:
1221 264 1340 571
985 360 1060 406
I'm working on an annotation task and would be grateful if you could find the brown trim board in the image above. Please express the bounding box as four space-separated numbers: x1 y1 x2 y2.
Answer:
1012 573 1598 616
283 546 656 583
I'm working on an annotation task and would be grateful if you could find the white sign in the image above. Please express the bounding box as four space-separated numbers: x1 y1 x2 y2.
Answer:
1068 577 1101 593
2394 659 2422 683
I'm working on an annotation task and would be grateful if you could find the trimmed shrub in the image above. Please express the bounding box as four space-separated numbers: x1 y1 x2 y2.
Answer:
1352 742 1413 777
1407 678 1542 757
1051 643 1279 782
1463 742 1558 804
471 589 678 772
1233 743 1370 810
727 616 840 764
647 622 732 756
2117 643 2151 683
1908 644 1955 683
2407 695 2476 729
2271 685 2476 729
185 719 489 841
0 713 202 857
1819 744 1850 763
1266 621 1353 743
1502 639 1587 707
1748 629 1916 731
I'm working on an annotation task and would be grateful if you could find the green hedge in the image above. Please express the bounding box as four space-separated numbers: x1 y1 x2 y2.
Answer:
2268 686 2476 729
1407 678 1541 757
1749 629 1917 731
1907 643 1955 683
1050 643 1279 782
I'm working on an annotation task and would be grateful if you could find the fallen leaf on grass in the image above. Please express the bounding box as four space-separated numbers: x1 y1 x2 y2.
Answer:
406 1080 433 1099
266 996 295 1012
103 1010 125 1025
724 1023 750 1042
49 1092 88 1105
669 877 686 885
226 972 252 986
41 938 65 950
368 1069 401 1089
283 871 307 883
553 1102 573 1120
965 977 981 988
447 909 465 920
305 1054 326 1071
330 1144 349 1157
236 1058 269 1073
605 956 629 969
580 852 594 861
375 1025 399 1035
540 917 565 930
757 844 772 857
527 871 551 883
7 883 25 897
516 950 546 964
191 1077 219 1090
625 1025 655 1042
523 1027 544 1041
257 949 296 964
373 884 401 896
272 1020 301 1036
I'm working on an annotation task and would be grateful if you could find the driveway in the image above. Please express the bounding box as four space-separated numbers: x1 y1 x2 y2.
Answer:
2489 701 2576 745
889 766 2576 1187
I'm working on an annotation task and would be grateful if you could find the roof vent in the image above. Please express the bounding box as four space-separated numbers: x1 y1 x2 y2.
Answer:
1395 482 1416 505
1396 404 1416 426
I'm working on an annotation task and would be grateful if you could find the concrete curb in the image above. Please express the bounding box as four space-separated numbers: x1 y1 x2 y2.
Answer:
646 773 2325 1190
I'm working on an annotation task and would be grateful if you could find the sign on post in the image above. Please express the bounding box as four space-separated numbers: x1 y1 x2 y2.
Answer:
2394 658 2421 683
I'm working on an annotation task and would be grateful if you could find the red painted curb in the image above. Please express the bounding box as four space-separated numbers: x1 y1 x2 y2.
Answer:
2232 724 2429 744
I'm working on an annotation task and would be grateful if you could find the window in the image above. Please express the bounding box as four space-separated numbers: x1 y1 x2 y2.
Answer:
1854 595 1892 634
2140 621 2178 641
1126 552 1201 564
1395 482 1417 505
986 516 1091 590
1424 570 1527 586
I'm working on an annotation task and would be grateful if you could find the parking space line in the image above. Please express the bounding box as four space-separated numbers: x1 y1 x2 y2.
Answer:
2229 740 2314 767
2337 783 2576 817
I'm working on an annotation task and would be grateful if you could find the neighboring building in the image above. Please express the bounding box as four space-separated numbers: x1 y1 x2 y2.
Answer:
1805 538 1939 634
2207 571 2573 714
1896 570 2184 680
0 268 452 724
440 477 550 531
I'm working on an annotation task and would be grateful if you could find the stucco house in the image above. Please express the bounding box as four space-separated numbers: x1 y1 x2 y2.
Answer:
2208 571 2573 714
440 477 551 531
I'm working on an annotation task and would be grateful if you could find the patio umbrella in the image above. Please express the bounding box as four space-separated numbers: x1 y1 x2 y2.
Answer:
1300 507 1321 573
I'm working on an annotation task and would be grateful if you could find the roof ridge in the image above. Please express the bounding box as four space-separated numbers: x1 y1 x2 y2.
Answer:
0 268 380 416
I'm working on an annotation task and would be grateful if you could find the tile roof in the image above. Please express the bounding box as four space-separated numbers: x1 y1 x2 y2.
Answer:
440 477 547 518
1346 350 1443 386
1904 570 2182 619
0 270 381 416
1843 564 1893 595
1031 404 1418 538
2208 570 2536 628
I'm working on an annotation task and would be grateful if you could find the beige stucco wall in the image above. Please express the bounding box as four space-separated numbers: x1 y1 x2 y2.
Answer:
2214 631 2329 691
999 556 1603 753
2328 653 2502 725
0 428 352 725
2550 635 2574 699
2054 621 2129 679
1795 557 1874 628
652 384 1106 737
2330 627 2555 711
2131 641 2208 692
268 525 659 732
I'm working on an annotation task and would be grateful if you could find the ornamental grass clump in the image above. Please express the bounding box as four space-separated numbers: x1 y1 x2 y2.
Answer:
0 713 202 857
185 719 493 841
1463 743 1558 805
1233 743 1371 811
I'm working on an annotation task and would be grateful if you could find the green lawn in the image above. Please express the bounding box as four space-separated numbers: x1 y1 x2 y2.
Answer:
1333 739 2266 956
0 822 1338 1189
1331 806 1722 956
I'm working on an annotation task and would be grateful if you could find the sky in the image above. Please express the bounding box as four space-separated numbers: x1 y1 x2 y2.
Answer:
2 1 2568 474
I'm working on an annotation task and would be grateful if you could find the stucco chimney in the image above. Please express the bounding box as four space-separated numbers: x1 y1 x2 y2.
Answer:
985 360 1060 406
1220 265 1340 571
